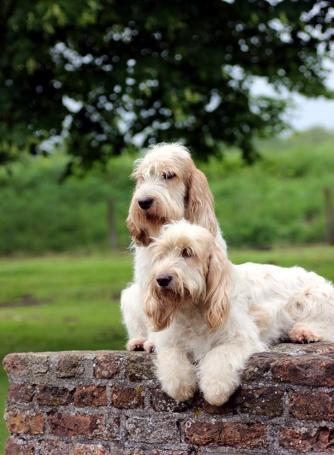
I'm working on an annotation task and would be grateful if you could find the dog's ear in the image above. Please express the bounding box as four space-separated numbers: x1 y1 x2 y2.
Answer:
185 167 217 235
126 212 151 246
203 243 231 329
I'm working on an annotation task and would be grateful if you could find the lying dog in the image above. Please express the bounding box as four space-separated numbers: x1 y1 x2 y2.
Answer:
121 143 226 352
145 220 334 405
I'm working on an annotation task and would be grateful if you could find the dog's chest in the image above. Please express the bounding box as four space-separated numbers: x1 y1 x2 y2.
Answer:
177 311 214 360
134 247 153 285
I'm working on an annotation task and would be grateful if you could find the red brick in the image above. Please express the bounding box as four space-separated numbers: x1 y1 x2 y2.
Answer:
36 385 72 406
111 385 144 409
126 352 154 381
94 352 122 379
241 352 278 382
5 410 45 435
149 388 193 413
183 419 267 448
279 426 334 453
193 394 235 416
4 354 50 379
3 355 28 378
125 416 179 444
38 439 71 454
74 385 107 407
272 354 334 387
73 443 107 455
235 387 283 417
8 384 34 403
223 421 267 448
289 391 334 421
56 354 85 378
48 412 104 437
150 451 191 455
5 437 35 455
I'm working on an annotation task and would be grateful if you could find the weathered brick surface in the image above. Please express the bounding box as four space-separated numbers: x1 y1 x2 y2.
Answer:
6 410 45 435
8 384 35 403
94 352 123 379
74 385 107 407
183 419 267 448
3 343 334 454
125 416 179 444
36 385 72 406
279 426 334 453
111 385 145 409
271 354 334 386
235 386 283 417
289 391 334 420
48 411 105 437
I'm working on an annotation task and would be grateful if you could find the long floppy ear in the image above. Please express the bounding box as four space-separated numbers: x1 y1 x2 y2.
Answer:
203 243 231 329
185 167 218 236
126 211 151 246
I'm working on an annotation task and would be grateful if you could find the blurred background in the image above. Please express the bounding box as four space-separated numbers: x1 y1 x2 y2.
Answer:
0 0 334 449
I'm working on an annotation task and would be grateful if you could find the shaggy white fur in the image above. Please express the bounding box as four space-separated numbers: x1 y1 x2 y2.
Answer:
144 220 334 405
121 143 226 352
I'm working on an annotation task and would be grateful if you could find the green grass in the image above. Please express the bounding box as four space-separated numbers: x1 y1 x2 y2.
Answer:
0 247 334 451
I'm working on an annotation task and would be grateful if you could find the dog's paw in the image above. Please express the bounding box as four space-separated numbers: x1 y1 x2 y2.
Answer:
143 340 155 353
200 377 235 406
289 325 321 344
126 337 146 351
163 379 197 402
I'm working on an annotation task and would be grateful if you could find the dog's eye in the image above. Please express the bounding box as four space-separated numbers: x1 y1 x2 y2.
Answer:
181 247 193 258
162 171 176 180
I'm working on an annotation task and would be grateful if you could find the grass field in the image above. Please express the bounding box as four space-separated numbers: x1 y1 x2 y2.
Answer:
1 246 334 451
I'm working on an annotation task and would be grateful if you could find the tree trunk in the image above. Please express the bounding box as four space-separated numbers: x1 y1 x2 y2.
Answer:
107 198 118 249
323 187 334 245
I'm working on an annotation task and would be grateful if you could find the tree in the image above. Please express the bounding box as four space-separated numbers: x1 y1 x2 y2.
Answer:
1 0 333 169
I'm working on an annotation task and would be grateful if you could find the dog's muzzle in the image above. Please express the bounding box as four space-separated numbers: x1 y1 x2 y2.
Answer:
156 274 173 288
138 198 154 210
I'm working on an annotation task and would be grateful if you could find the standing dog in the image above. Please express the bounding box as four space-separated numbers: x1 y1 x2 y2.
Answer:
145 220 334 405
121 143 226 352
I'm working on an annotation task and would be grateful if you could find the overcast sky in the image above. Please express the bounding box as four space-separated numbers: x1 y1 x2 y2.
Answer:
252 61 334 131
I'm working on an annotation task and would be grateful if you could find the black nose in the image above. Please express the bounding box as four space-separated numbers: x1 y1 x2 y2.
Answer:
156 275 173 287
138 198 154 210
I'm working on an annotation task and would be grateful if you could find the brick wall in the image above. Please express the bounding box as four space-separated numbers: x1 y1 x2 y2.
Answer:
3 342 334 454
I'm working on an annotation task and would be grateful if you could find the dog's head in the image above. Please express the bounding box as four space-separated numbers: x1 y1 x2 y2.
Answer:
144 220 231 331
127 143 218 246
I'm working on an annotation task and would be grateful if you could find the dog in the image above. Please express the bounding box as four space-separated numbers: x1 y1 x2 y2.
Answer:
144 220 334 405
121 143 226 352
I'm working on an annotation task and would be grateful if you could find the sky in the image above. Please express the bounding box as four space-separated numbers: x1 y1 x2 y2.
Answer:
251 62 334 131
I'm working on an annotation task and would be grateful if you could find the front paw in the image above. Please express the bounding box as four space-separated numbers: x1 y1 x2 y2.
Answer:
200 376 235 406
143 340 155 353
162 376 197 402
127 337 146 351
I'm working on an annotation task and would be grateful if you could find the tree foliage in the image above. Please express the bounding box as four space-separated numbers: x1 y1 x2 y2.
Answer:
1 0 333 168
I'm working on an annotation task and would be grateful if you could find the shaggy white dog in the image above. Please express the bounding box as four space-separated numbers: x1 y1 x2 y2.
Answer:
144 220 334 406
121 143 226 352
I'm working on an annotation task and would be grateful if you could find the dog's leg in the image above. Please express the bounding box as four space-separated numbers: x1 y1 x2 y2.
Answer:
156 347 197 402
121 283 152 351
199 342 264 406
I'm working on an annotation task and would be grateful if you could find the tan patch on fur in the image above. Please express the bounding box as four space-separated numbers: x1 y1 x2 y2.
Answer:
249 304 270 335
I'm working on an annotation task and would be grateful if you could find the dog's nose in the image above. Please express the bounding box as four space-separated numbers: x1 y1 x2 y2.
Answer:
138 198 154 210
156 275 173 287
